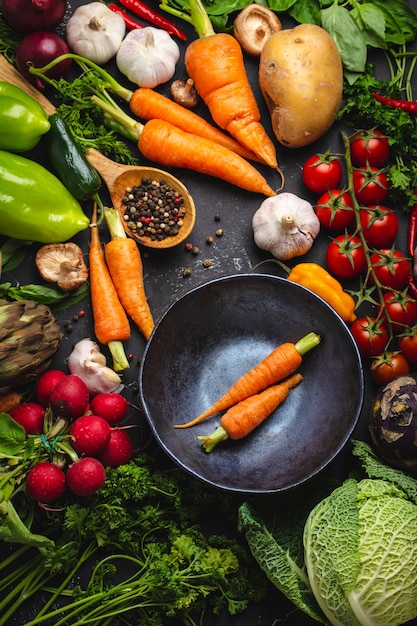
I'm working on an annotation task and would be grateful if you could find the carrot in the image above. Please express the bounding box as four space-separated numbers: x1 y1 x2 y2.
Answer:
198 373 303 452
104 207 155 341
129 87 265 164
174 332 320 429
89 203 131 371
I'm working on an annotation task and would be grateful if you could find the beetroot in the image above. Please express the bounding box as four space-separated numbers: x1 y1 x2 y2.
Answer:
48 375 89 419
70 415 111 456
89 393 129 425
66 457 106 497
26 461 66 503
10 402 45 435
99 429 134 468
36 369 67 406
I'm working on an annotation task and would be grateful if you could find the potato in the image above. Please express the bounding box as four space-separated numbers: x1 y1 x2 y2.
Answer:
259 24 343 148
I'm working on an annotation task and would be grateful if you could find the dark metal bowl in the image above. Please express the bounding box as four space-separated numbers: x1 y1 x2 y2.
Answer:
139 274 364 493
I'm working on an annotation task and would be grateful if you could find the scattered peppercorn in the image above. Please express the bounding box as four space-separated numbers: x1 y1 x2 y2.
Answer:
206 235 214 244
183 267 192 277
122 178 186 241
215 229 224 237
191 246 200 255
203 258 212 267
78 310 85 318
214 213 221 222
63 321 73 333
184 242 193 251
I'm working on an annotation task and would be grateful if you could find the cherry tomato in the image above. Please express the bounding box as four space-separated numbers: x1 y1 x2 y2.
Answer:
379 291 417 332
350 316 389 358
370 248 410 290
399 329 417 364
350 129 390 167
352 165 389 206
315 190 355 231
302 153 343 194
326 234 367 279
359 205 399 248
370 352 410 386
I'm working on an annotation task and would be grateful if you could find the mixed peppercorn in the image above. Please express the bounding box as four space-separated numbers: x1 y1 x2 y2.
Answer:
122 177 186 241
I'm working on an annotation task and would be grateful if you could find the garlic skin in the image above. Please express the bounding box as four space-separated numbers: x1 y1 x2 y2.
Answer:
116 27 180 88
252 192 320 260
66 2 126 65
68 339 123 396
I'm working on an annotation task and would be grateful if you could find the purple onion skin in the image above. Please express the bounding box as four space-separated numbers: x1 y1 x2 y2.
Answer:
2 0 67 34
16 32 72 90
369 374 417 474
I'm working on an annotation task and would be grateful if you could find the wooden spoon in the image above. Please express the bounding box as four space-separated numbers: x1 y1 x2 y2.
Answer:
0 55 196 249
86 150 196 250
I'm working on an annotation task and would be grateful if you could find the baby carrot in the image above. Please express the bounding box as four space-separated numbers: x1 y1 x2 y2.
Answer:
89 203 131 371
174 332 320 429
104 207 155 341
198 373 303 452
129 88 264 163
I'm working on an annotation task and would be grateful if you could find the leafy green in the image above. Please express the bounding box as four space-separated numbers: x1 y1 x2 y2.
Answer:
239 441 417 626
0 240 33 273
0 281 89 310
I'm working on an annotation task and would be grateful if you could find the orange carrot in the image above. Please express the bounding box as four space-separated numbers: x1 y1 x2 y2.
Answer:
104 208 155 341
129 88 264 164
177 0 281 177
89 203 131 371
174 332 320 429
198 373 303 452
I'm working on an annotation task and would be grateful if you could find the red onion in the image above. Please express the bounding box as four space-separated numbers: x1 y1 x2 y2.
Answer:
16 32 72 90
2 0 67 34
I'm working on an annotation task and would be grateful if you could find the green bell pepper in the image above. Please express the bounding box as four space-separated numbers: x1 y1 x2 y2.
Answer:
0 150 90 243
0 81 51 152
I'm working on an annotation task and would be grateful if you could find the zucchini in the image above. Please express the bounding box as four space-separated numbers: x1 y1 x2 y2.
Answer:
45 113 102 201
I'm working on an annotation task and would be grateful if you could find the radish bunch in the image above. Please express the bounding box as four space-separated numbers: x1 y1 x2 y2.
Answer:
9 369 135 505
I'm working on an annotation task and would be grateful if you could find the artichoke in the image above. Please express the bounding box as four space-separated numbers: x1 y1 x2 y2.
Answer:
0 300 62 392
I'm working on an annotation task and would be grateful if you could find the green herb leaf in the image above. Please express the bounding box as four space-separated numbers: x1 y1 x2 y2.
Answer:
0 413 26 456
0 240 33 273
321 4 367 73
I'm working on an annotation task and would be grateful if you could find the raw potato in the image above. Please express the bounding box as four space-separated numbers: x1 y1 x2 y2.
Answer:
259 24 343 148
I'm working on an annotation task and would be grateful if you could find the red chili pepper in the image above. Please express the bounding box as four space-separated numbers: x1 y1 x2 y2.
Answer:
372 92 417 115
119 0 186 40
108 4 144 29
407 190 417 257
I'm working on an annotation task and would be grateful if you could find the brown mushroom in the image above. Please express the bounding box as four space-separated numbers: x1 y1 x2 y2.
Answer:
233 4 282 56
170 78 200 109
35 243 88 292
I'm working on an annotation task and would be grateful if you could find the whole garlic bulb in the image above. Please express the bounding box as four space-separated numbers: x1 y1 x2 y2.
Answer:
252 192 320 260
116 27 180 88
66 2 126 65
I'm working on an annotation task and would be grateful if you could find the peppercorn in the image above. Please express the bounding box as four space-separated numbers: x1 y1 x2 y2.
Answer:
121 178 186 241
191 246 200 255
184 242 193 251
214 213 221 222
215 229 224 237
206 235 214 244
203 258 212 267
183 267 192 277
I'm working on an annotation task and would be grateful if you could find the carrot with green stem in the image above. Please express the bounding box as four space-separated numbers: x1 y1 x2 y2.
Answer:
104 207 155 341
160 0 283 181
28 56 266 165
198 373 303 452
89 202 131 371
174 332 320 429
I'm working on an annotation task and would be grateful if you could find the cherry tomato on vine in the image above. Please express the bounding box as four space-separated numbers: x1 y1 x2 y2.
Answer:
302 152 343 194
399 329 417 364
378 290 417 332
370 352 410 386
352 165 389 206
315 189 355 231
350 316 389 358
370 248 410 290
350 129 390 167
326 234 367 278
359 205 399 248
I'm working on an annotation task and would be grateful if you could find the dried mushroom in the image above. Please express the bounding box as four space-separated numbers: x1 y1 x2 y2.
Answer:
233 4 282 56
35 243 88 292
170 78 199 109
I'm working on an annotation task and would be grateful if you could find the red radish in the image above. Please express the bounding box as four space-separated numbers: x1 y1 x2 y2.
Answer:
99 429 134 468
9 402 45 435
89 393 129 426
66 457 106 497
48 375 89 420
35 369 67 406
26 461 66 503
70 415 111 456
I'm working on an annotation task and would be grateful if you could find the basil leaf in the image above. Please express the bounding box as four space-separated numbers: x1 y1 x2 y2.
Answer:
321 4 367 73
288 0 321 24
0 413 26 456
0 282 89 309
366 0 417 45
0 240 33 273
351 4 387 49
